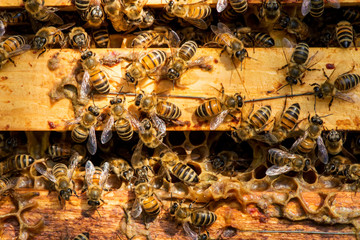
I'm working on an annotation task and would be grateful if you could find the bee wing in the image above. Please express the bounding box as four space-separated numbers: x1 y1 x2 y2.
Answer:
131 140 144 166
187 56 213 69
80 71 91 100
57 22 76 31
0 20 5 37
150 112 166 137
334 91 356 103
317 136 329 164
101 115 114 145
210 109 229 130
327 0 340 9
8 44 31 58
169 29 181 48
282 37 295 64
131 199 143 218
87 126 97 156
290 132 308 152
183 222 198 240
99 162 110 187
184 18 208 30
85 160 95 186
211 23 233 47
266 164 293 176
0 177 18 194
301 0 311 16
65 116 82 127
68 152 80 179
217 0 228 13
34 163 57 183
126 112 142 130
48 12 65 25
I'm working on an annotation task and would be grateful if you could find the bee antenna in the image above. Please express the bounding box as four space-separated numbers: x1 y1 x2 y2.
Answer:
96 208 102 218
319 113 333 118
275 83 290 93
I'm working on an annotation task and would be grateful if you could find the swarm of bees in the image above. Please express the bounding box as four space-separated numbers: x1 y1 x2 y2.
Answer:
2 0 360 239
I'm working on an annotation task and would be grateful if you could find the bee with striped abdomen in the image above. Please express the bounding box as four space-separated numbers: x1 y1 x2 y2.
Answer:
74 0 90 15
325 156 360 185
73 232 89 240
131 140 152 180
217 0 248 14
343 8 360 23
24 0 64 25
277 15 310 41
195 84 243 130
138 118 164 149
32 23 75 57
0 177 18 195
231 105 272 143
83 1 105 28
120 0 148 22
166 0 211 30
109 158 134 183
312 64 360 109
68 27 90 50
131 177 161 221
290 114 329 164
102 0 132 32
324 130 345 156
48 144 86 162
266 148 311 176
131 26 180 48
35 152 80 203
0 35 30 68
92 27 110 48
245 32 275 48
85 160 109 207
301 0 340 18
124 49 167 86
259 0 281 26
0 154 35 176
335 21 355 48
0 10 28 37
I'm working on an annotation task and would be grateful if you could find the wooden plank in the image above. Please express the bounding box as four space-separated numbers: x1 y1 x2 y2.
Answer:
0 189 358 239
0 48 359 131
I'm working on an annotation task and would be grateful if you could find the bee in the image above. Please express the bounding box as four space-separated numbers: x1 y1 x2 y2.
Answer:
138 118 164 149
266 148 311 176
290 114 329 164
216 0 248 14
102 0 122 19
131 26 180 48
169 201 216 238
312 64 360 109
74 0 90 14
278 38 319 94
35 152 80 203
84 2 105 28
259 0 281 26
48 143 73 160
195 84 243 130
80 50 110 94
92 27 110 48
0 177 18 195
301 0 340 18
246 32 275 48
124 49 167 86
231 105 272 143
101 95 138 144
166 0 211 29
0 35 30 68
335 21 355 48
67 105 100 155
219 6 238 22
324 130 347 156
68 27 90 50
211 22 249 64
277 15 310 41
24 0 64 25
85 160 109 207
157 149 199 185
73 232 89 240
109 158 134 183
131 177 161 220
261 102 302 145
0 154 35 176
120 0 148 22
131 140 152 180
32 23 75 57
325 156 360 185
209 151 248 176
343 8 360 23
0 11 28 37
158 9 176 23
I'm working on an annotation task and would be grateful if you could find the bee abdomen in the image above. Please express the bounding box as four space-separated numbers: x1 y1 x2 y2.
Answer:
1 35 26 53
73 232 89 240
143 196 161 215
187 4 211 19
72 125 89 143
191 211 217 226
268 148 286 166
172 162 199 184
178 41 197 61
250 105 272 129
115 118 134 141
220 7 238 22
156 101 181 120
13 154 34 170
292 43 309 64
310 0 324 17
230 0 248 13
195 99 222 119
251 32 274 47
140 50 167 70
89 69 110 94
280 103 300 131
132 32 158 47
336 21 353 48
297 137 316 154
334 73 360 91
93 28 110 48
48 144 71 159
53 163 68 178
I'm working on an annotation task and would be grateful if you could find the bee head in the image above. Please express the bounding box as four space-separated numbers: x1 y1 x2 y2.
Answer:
211 155 225 170
125 72 136 83
235 49 248 62
285 76 298 85
169 202 179 215
60 188 72 201
167 68 180 80
235 94 243 108
81 51 93 60
311 115 323 125
32 36 46 50
88 200 100 206
88 106 100 116
279 15 290 28
135 93 144 106
328 130 341 142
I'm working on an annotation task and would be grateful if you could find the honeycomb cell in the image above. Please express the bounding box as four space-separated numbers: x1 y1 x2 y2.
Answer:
167 131 186 146
284 197 307 220
190 146 208 162
302 169 318 184
254 165 267 179
271 176 298 191
189 131 206 146
249 179 270 191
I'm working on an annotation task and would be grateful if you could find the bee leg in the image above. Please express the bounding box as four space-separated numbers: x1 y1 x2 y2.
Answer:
278 64 288 71
37 48 47 58
8 58 16 67
328 97 334 111
220 47 226 57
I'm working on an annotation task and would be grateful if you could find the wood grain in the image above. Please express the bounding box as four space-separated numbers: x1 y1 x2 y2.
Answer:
0 48 359 131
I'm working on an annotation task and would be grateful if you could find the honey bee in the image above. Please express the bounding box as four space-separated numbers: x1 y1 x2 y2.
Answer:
48 144 86 163
324 130 347 156
169 201 217 239
85 160 109 207
73 232 89 240
0 154 35 176
301 0 340 18
109 158 134 183
343 8 360 23
211 22 249 65
261 102 302 145
102 0 122 19
324 156 360 184
125 49 167 86
195 84 243 130
219 6 238 22
24 0 64 25
80 50 110 95
209 151 248 176
0 11 28 37
0 35 31 68
244 32 275 48
259 0 281 26
231 105 272 143
278 38 319 94
335 21 355 49
0 134 18 159
131 141 152 180
217 0 248 14
101 95 138 144
120 0 148 22
131 26 180 48
166 0 211 30
67 105 100 155
74 0 90 14
92 27 110 48
138 118 164 149
266 148 311 176
0 177 18 195
290 114 329 164
131 177 161 220
68 27 90 50
35 152 80 203
312 64 360 109
277 15 310 41
32 23 75 57
84 2 105 28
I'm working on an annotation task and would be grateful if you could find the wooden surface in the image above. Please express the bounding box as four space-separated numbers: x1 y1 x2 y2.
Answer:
0 48 359 131
0 188 358 239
